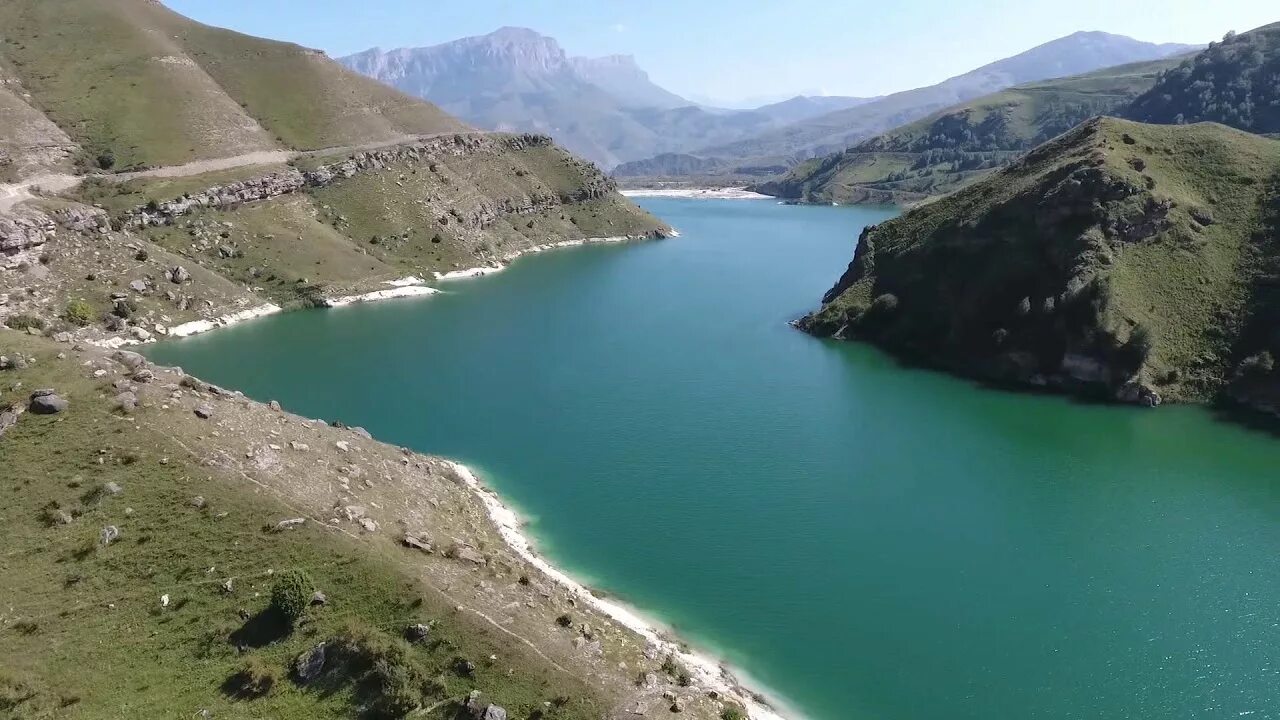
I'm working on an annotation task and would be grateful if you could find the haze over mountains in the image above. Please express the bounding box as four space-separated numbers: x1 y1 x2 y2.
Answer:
342 28 1198 176
339 28 874 169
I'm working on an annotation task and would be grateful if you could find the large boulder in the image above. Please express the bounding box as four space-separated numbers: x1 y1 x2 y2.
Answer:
29 389 68 414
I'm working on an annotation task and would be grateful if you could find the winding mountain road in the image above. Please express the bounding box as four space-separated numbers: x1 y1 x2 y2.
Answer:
0 131 491 213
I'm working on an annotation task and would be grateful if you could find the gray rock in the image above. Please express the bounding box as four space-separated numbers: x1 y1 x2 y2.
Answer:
168 265 191 284
404 623 431 642
103 481 123 496
189 496 207 509
271 517 306 532
401 533 433 553
0 408 19 437
112 350 146 371
29 390 68 414
292 643 327 684
131 369 155 383
99 525 120 546
482 706 508 720
447 543 485 565
129 279 148 294
115 391 138 413
194 404 214 419
310 590 327 606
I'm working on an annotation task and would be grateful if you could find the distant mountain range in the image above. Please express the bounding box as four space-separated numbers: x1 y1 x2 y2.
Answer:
339 28 873 169
615 31 1201 178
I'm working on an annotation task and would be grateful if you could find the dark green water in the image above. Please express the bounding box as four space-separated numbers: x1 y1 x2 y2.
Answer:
147 198 1280 720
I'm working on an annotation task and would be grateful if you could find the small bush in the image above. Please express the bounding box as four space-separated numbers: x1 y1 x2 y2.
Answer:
555 613 573 628
96 153 115 170
269 569 313 626
224 657 278 699
722 708 747 720
4 314 45 331
64 299 95 327
328 624 445 720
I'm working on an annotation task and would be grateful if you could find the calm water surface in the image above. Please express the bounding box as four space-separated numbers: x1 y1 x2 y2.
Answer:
148 198 1280 720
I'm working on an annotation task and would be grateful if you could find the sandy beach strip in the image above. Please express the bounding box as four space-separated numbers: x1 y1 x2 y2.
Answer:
448 460 800 720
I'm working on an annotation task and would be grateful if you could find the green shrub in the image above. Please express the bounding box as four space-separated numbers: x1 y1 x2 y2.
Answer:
4 314 45 331
269 569 313 626
64 299 95 327
96 153 115 170
329 623 444 719
721 708 747 720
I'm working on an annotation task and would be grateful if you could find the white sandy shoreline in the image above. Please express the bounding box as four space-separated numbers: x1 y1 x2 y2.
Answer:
621 187 770 200
447 460 800 720
434 234 664 282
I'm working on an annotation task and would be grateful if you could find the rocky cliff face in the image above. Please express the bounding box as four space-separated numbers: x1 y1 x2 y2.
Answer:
800 117 1280 410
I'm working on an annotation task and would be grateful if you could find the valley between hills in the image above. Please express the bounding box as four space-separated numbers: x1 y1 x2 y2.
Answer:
4 2 1280 720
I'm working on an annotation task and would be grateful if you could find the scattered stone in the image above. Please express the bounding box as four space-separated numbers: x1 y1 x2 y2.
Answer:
404 623 431 643
457 658 476 676
482 706 508 720
446 543 485 565
194 404 214 419
112 350 146 371
358 517 377 533
401 532 434 553
288 441 309 451
334 440 351 453
131 368 155 383
271 517 306 532
168 265 191 284
293 643 327 684
268 400 281 411
310 590 327 606
160 593 170 608
129 279 147 293
28 390 68 414
100 525 120 546
351 426 372 440
221 578 234 594
190 496 207 509
115 391 138 413
103 481 123 496
670 698 684 713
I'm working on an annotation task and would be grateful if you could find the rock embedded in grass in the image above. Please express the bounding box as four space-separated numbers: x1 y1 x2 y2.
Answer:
28 389 67 414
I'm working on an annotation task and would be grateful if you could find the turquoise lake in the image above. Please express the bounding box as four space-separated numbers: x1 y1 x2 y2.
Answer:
147 198 1280 720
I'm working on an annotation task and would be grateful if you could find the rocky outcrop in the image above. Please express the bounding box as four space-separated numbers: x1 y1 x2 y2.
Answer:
120 133 604 229
0 208 54 257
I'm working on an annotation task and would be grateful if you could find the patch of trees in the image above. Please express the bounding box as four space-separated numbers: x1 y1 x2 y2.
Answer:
1127 27 1280 133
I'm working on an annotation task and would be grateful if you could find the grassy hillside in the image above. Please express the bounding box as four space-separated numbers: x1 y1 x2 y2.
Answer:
0 0 465 171
0 332 722 719
757 57 1183 204
1126 22 1280 134
800 117 1280 409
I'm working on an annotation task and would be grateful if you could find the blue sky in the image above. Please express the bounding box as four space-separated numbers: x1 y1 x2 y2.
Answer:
166 0 1276 105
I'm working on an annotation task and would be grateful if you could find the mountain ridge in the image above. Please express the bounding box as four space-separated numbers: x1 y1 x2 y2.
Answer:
615 31 1201 179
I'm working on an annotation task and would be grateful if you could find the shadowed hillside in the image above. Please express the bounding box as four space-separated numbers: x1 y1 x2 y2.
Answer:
800 118 1280 412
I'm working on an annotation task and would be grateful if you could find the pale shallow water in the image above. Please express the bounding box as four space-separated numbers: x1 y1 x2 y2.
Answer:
149 198 1280 720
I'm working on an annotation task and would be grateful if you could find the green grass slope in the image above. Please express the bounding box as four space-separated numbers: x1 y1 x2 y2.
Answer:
1126 22 1280 134
0 0 466 171
758 57 1184 204
0 333 609 719
800 117 1280 408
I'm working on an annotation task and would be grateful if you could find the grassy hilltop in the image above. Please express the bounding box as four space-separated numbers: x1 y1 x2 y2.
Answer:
800 118 1280 408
